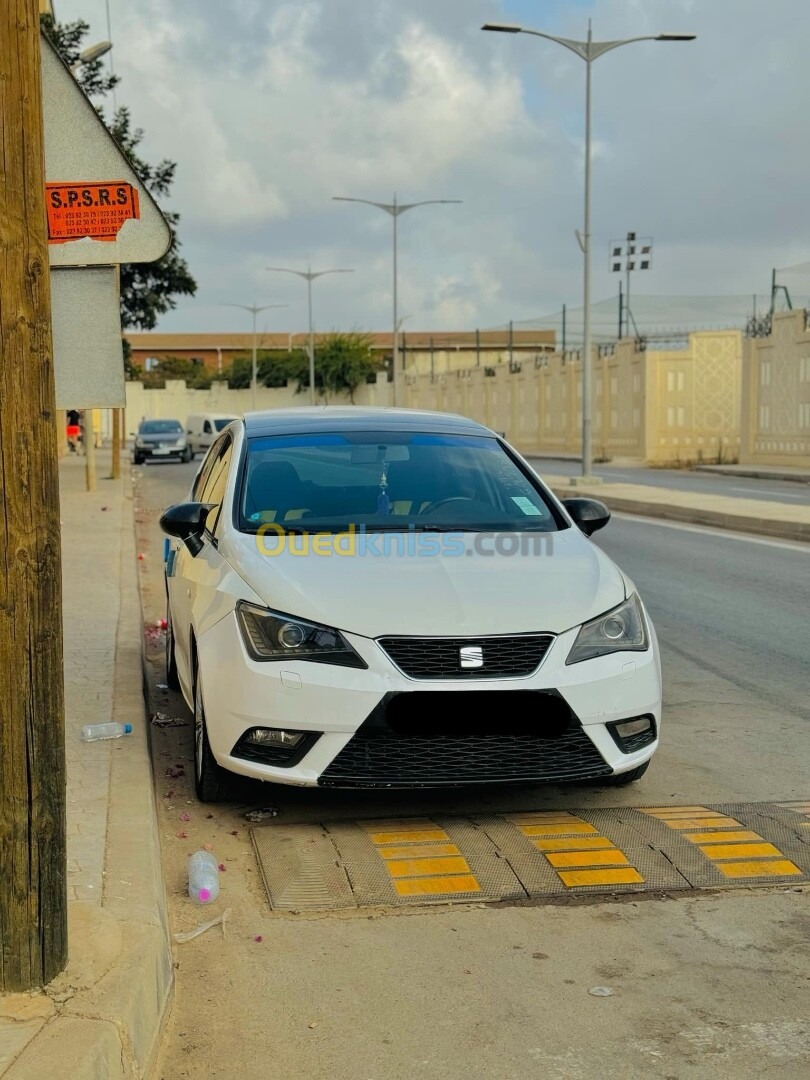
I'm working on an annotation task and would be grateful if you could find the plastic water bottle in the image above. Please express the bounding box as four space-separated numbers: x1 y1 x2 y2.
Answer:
188 851 220 905
80 722 132 742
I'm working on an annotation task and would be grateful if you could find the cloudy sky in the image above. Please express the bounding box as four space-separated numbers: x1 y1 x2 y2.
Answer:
57 0 810 338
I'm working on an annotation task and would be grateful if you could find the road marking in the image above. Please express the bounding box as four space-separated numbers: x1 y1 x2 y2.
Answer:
506 813 645 889
386 856 471 878
533 836 615 852
394 875 480 897
729 486 805 500
610 513 810 552
698 842 783 860
641 806 802 879
546 849 630 868
360 820 482 898
368 828 449 844
557 868 644 887
377 843 461 860
684 830 763 844
715 860 802 879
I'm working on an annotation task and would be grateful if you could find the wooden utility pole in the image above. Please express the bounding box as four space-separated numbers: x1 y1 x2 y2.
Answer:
84 411 97 491
0 1 67 990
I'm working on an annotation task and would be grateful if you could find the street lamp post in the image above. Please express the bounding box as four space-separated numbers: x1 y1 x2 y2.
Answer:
221 302 288 410
266 266 354 404
333 194 461 407
482 20 695 480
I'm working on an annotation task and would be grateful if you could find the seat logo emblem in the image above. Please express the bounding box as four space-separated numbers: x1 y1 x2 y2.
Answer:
459 646 484 669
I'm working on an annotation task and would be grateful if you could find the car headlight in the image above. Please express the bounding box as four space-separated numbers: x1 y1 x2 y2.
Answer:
175 437 187 448
235 601 367 668
566 594 649 665
135 437 147 448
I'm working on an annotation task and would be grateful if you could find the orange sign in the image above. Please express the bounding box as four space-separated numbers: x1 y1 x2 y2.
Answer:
46 181 140 243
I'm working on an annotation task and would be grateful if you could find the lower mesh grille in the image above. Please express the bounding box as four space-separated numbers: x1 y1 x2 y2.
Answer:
319 726 611 788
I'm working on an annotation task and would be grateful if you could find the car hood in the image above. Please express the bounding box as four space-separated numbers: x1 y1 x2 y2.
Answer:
219 527 627 638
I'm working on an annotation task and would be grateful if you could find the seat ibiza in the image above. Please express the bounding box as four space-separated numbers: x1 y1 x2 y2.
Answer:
160 408 661 801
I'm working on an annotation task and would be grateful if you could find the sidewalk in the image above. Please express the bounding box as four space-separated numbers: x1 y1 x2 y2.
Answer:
0 451 171 1080
543 473 810 542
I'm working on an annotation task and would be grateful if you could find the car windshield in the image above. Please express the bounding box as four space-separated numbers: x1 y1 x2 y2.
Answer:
238 431 563 533
214 418 237 431
141 420 182 434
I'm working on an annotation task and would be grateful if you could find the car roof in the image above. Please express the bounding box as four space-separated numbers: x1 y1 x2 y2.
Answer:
243 407 495 438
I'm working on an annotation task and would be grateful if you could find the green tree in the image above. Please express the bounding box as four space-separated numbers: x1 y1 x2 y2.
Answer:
138 356 213 390
225 350 309 390
226 335 380 399
317 333 380 402
40 15 197 333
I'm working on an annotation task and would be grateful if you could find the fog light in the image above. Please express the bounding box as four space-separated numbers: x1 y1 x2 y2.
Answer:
614 717 652 738
245 728 304 748
607 715 656 753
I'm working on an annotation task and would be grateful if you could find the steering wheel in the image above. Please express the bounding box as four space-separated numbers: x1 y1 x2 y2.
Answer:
421 496 476 516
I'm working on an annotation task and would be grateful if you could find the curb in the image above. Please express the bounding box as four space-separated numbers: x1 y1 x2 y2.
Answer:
694 465 810 485
8 475 173 1080
549 486 810 544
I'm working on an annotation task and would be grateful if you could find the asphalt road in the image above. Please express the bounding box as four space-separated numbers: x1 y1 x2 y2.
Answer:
527 456 810 506
137 458 810 1080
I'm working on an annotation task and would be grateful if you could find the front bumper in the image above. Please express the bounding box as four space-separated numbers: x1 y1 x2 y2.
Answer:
133 444 186 460
197 609 662 788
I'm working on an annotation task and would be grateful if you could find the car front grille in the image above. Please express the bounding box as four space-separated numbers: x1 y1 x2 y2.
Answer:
319 724 611 789
377 633 554 680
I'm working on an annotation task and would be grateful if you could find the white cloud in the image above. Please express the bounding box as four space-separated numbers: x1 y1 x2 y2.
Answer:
56 0 810 335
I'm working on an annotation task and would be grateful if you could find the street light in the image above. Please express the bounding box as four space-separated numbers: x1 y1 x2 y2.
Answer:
266 266 354 404
70 40 113 74
482 21 695 480
333 194 462 407
221 302 288 410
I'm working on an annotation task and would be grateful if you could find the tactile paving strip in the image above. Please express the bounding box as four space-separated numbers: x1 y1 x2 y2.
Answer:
251 801 810 912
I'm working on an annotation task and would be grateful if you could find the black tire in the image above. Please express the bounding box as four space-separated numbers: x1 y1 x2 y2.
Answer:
165 601 180 691
181 447 193 463
134 454 144 465
193 668 230 803
608 761 650 786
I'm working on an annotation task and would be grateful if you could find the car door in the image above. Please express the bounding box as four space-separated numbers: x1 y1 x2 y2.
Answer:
201 419 214 453
168 435 233 701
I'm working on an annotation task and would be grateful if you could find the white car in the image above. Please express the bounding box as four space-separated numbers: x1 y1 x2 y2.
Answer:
160 408 661 802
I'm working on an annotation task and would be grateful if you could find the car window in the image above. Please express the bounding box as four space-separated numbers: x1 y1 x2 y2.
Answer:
238 431 562 533
200 439 233 536
203 420 212 433
141 419 183 434
191 436 224 501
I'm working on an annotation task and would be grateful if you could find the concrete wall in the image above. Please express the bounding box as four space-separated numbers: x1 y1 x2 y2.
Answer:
126 329 743 466
741 310 810 467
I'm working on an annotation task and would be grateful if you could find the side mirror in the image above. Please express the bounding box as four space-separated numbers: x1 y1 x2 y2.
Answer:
561 497 610 537
159 502 214 557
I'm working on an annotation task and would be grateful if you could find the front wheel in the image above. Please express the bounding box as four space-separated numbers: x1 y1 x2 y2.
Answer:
608 761 650 786
181 447 193 463
193 670 230 803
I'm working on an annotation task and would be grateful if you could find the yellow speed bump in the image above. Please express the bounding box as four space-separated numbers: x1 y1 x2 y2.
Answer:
641 806 802 880
359 819 482 899
506 813 645 889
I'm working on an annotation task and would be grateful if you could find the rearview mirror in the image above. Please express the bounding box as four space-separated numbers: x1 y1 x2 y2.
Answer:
561 497 610 537
159 502 214 556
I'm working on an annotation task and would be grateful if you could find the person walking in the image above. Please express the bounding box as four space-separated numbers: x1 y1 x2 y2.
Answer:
66 409 80 453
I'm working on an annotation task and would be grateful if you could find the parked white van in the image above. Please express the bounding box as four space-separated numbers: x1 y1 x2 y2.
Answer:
186 413 240 457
